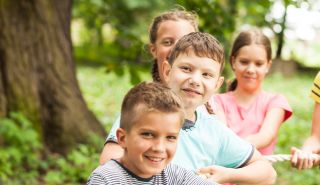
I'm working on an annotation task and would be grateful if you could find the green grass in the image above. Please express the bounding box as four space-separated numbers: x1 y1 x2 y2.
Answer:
77 66 320 184
76 65 151 131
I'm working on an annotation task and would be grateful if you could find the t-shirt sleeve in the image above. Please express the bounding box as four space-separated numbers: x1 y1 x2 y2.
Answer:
215 123 254 168
87 173 108 185
266 94 292 122
213 94 226 113
311 71 320 103
105 115 121 143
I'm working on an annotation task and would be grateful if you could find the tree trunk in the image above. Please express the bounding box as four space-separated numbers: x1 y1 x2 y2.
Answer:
275 4 288 59
0 0 106 154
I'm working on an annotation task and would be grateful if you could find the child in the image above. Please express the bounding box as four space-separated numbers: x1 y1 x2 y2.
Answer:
87 82 218 184
103 32 276 184
99 8 220 164
148 8 198 83
211 29 292 155
291 71 320 169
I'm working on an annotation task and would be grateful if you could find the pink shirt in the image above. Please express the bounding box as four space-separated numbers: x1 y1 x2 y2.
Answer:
212 91 292 155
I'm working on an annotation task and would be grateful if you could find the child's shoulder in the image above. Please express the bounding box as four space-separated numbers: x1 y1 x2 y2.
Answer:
88 160 123 184
92 160 121 176
259 91 288 102
196 109 229 130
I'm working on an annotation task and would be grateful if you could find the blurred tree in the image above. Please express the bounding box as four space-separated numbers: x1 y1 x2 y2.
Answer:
73 0 175 84
0 0 105 154
239 0 313 59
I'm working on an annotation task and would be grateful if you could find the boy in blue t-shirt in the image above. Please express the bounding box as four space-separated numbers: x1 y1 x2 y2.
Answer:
87 82 217 184
100 32 276 184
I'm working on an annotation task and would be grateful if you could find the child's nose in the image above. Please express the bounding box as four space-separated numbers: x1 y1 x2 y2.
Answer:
189 72 201 86
152 139 165 152
246 64 255 73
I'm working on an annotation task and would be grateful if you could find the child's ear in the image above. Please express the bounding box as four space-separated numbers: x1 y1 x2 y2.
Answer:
230 57 235 71
215 76 224 91
149 44 156 58
162 60 171 84
116 128 127 149
266 60 272 73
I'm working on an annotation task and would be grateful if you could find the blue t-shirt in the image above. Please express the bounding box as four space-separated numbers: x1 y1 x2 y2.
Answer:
106 109 253 171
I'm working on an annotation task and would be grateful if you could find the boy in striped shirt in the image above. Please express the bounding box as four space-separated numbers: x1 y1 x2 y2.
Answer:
87 82 218 185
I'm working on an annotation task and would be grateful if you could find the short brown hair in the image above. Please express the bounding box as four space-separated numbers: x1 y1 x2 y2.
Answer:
120 82 185 131
168 32 225 74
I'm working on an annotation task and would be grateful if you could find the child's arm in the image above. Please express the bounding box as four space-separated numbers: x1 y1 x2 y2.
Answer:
302 102 320 153
198 149 276 185
99 142 124 165
99 115 124 164
245 107 285 149
291 102 320 169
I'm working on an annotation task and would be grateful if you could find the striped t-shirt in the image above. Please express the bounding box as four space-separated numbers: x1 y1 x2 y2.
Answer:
311 72 320 103
87 159 219 185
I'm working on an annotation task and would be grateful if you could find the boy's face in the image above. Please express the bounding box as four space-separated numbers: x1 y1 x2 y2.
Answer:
163 52 224 112
117 110 182 178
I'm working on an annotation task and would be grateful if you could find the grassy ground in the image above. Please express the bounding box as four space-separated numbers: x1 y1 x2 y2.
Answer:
77 65 320 185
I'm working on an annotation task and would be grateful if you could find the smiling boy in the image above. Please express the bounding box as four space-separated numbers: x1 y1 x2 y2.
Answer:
87 82 218 184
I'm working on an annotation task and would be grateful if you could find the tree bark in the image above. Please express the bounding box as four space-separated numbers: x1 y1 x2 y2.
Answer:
0 0 106 154
275 4 288 59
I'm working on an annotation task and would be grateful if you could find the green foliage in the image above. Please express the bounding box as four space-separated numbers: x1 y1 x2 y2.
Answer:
72 0 174 83
0 112 41 184
43 140 102 185
0 112 104 185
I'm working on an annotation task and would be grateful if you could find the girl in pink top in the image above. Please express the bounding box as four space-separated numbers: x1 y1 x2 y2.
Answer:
211 29 292 155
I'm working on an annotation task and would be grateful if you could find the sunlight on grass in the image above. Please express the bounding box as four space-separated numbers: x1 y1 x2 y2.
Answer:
76 65 151 131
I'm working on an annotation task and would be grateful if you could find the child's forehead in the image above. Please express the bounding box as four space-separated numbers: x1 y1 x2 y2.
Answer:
131 110 183 129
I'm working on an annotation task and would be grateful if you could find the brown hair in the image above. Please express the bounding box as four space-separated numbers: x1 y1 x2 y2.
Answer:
168 32 224 114
149 8 199 82
168 32 225 74
228 29 272 91
120 81 185 131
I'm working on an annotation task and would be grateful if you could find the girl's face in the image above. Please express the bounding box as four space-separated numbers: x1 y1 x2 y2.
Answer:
232 44 271 93
149 20 196 82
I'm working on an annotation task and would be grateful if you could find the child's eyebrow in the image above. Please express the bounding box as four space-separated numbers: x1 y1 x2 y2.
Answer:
138 128 155 132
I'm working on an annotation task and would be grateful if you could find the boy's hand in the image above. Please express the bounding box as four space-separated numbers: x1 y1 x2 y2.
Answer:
290 146 317 169
197 165 232 184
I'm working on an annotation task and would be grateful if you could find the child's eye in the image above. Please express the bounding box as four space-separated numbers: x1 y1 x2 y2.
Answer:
180 66 191 72
162 40 173 46
239 60 249 65
167 135 177 141
203 73 213 79
141 132 153 138
255 62 264 67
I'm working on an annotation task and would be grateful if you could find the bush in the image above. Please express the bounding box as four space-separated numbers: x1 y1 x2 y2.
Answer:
0 112 103 185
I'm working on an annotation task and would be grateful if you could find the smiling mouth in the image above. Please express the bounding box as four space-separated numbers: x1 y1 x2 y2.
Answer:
182 88 201 95
244 76 256 80
145 156 165 162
